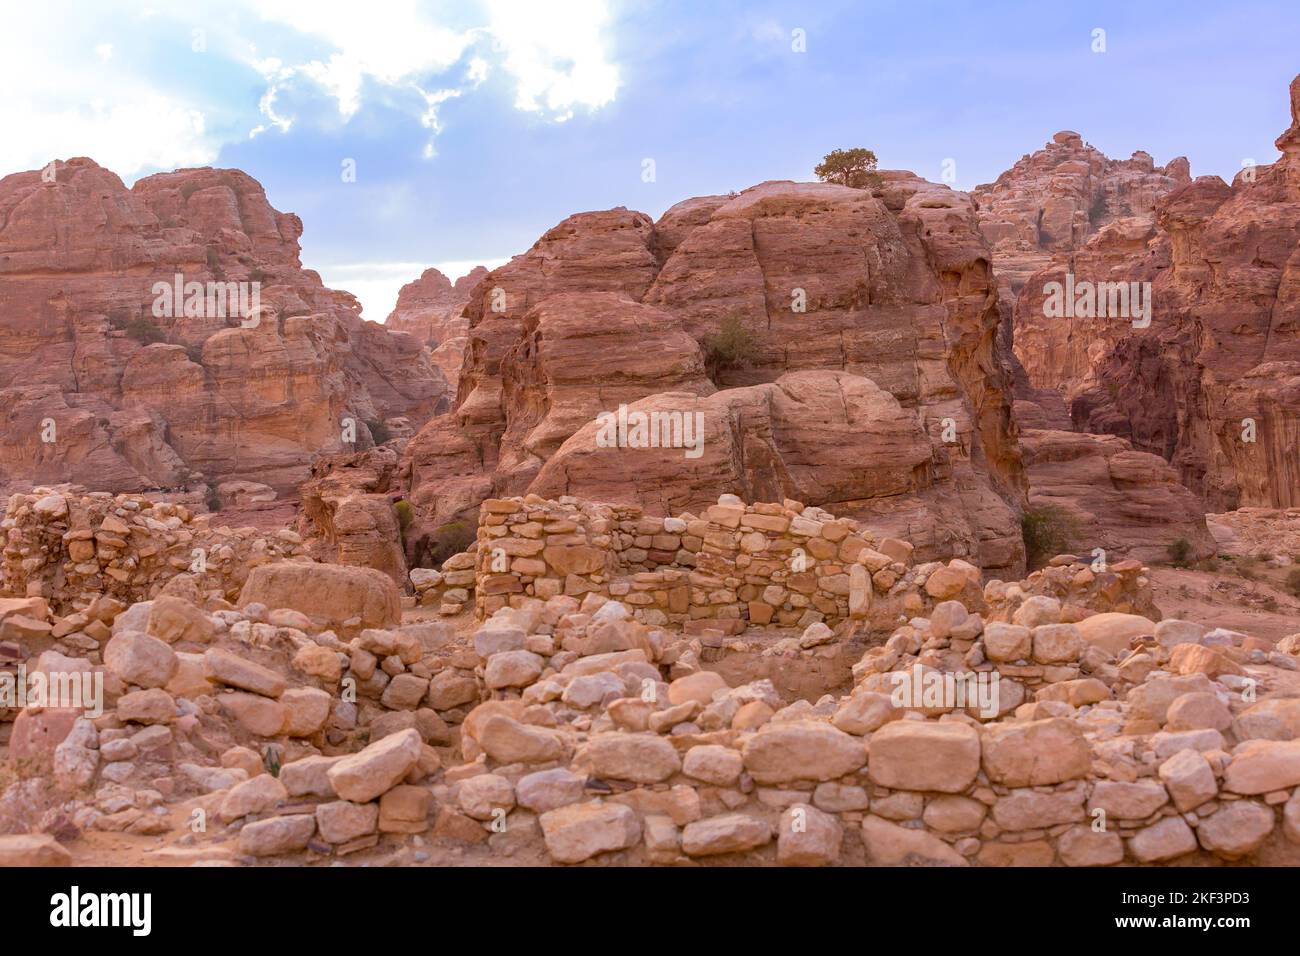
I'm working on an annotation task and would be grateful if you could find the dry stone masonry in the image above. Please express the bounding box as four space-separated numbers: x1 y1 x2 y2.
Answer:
3 492 1297 868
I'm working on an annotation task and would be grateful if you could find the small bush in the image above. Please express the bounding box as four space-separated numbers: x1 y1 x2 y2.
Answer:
393 500 414 543
702 315 759 380
205 484 222 513
1021 506 1075 570
1167 538 1193 566
124 316 168 346
205 247 226 281
427 520 475 567
367 419 392 445
106 308 132 330
1286 568 1300 598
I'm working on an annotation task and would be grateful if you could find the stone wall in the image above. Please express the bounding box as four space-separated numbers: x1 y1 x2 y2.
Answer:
1 489 308 614
469 495 928 630
428 495 1157 635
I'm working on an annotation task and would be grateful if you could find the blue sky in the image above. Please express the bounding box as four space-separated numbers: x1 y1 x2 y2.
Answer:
4 0 1298 319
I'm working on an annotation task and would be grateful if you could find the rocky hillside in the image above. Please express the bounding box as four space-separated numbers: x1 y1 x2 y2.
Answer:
405 176 1029 575
1006 76 1300 510
973 130 1190 295
0 159 452 498
385 266 488 391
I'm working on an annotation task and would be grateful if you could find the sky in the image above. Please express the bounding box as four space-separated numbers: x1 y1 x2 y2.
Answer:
3 0 1298 320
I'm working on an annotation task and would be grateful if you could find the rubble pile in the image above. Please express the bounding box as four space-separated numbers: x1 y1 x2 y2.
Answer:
2 489 309 615
1 495 1298 867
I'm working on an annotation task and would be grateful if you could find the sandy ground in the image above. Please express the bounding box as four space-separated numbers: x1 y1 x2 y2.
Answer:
1150 565 1300 643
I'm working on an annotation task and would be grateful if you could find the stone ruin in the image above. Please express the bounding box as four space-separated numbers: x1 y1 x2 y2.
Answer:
2 489 1298 868
1 488 310 618
411 494 1161 632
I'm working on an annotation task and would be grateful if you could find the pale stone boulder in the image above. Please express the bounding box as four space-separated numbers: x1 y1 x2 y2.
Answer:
1074 612 1156 657
478 715 567 764
281 686 332 737
1058 826 1124 867
458 773 515 821
867 721 980 793
281 755 346 798
315 800 379 843
484 650 545 689
981 717 1090 787
1158 748 1218 811
1223 740 1300 794
147 595 215 644
1127 817 1197 863
0 834 72 866
1165 692 1231 732
203 648 286 698
103 631 177 688
238 815 315 857
220 774 288 823
1012 596 1061 627
681 813 772 857
1087 780 1169 820
992 788 1085 831
777 803 842 866
831 692 898 735
218 692 287 737
517 768 586 813
539 801 641 863
682 744 744 787
1031 623 1083 663
860 815 966 866
1196 802 1275 860
238 561 400 630
327 728 423 802
982 623 1031 663
741 721 866 784
576 734 681 784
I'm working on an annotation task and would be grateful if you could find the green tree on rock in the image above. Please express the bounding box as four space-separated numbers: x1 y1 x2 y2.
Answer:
815 148 881 189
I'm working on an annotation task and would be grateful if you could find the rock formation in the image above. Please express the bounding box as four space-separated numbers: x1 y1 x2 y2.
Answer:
973 130 1190 294
405 177 1028 575
0 159 451 499
1004 76 1300 510
1019 427 1217 563
385 266 488 392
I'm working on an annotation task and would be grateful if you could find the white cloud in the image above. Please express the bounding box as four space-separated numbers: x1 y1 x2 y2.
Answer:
0 0 623 178
486 0 620 119
0 6 223 176
243 0 620 148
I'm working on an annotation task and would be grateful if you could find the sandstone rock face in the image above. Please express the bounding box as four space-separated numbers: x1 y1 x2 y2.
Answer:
1020 427 1215 562
1007 76 1300 510
297 445 408 584
384 267 487 393
406 178 1028 574
385 266 486 346
974 131 1189 293
0 158 450 499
